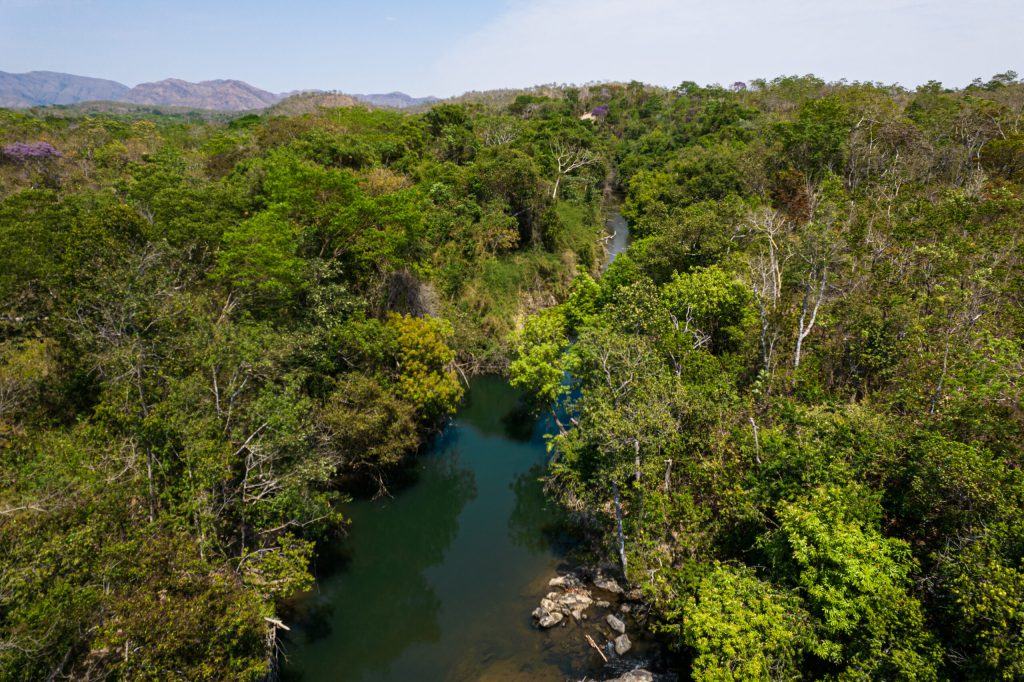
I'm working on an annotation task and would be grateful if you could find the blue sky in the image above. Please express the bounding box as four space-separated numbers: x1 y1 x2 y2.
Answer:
1 0 1021 97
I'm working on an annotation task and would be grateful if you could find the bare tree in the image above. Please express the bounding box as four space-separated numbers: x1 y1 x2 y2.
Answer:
794 264 828 368
477 117 521 147
744 208 790 372
551 141 598 199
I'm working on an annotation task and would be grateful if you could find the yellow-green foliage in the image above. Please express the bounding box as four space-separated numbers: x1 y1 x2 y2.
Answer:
387 313 464 421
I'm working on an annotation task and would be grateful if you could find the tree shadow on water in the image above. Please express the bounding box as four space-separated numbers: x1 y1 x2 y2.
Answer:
281 450 476 681
507 463 575 555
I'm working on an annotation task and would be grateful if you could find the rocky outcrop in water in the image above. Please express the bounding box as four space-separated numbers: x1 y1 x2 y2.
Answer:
533 586 595 625
531 569 677 682
531 570 644 655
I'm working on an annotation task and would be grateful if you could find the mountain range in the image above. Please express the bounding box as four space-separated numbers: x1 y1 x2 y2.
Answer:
0 71 438 111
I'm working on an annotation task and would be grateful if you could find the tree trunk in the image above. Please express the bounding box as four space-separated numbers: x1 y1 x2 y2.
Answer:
634 439 641 484
612 481 627 577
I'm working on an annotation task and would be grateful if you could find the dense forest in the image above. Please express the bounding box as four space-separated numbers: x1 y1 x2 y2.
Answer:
512 74 1024 680
2 71 1023 680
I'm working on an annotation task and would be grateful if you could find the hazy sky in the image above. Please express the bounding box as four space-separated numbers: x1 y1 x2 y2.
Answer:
1 0 1020 97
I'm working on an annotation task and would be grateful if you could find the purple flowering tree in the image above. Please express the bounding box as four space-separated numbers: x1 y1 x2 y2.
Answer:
1 142 63 163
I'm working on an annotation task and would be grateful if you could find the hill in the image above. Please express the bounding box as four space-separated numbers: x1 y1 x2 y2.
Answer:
0 70 129 107
0 71 281 110
123 78 282 110
354 92 439 109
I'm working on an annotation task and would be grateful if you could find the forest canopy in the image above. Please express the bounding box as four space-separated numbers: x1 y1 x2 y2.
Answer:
3 71 1024 680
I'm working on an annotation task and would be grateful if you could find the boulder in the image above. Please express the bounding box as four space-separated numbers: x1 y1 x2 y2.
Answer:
531 606 563 628
540 597 561 613
607 670 653 682
606 613 626 634
593 574 624 594
549 574 583 589
614 633 632 656
544 589 593 619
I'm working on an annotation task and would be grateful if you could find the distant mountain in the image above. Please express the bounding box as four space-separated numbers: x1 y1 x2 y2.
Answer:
0 71 129 108
354 92 439 109
0 71 281 111
0 71 437 112
123 78 281 110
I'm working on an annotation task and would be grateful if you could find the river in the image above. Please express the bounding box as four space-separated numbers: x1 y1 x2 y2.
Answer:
282 211 631 682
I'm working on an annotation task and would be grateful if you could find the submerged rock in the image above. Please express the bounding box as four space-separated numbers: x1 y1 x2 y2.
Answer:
606 613 626 634
614 633 632 656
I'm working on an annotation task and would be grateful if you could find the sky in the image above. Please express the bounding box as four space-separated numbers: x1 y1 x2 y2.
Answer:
0 0 1020 97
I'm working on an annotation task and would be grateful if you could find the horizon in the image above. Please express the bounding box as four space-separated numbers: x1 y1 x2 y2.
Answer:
1 0 1021 98
3 67 1021 104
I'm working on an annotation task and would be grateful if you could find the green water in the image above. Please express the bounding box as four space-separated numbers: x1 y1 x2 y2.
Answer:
283 376 586 682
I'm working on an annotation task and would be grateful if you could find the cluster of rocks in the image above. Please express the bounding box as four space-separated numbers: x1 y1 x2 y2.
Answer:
531 569 639 659
532 573 594 627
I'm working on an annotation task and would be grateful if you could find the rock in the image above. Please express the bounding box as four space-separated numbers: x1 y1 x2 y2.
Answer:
548 589 593 615
613 633 632 656
607 670 653 682
531 606 563 628
549 574 583 588
593 574 624 594
540 597 560 613
619 603 632 614
596 600 611 608
606 613 626 634
534 588 594 624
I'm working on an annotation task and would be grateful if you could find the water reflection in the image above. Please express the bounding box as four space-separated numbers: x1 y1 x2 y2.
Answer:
507 463 571 554
282 450 476 681
456 374 537 441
